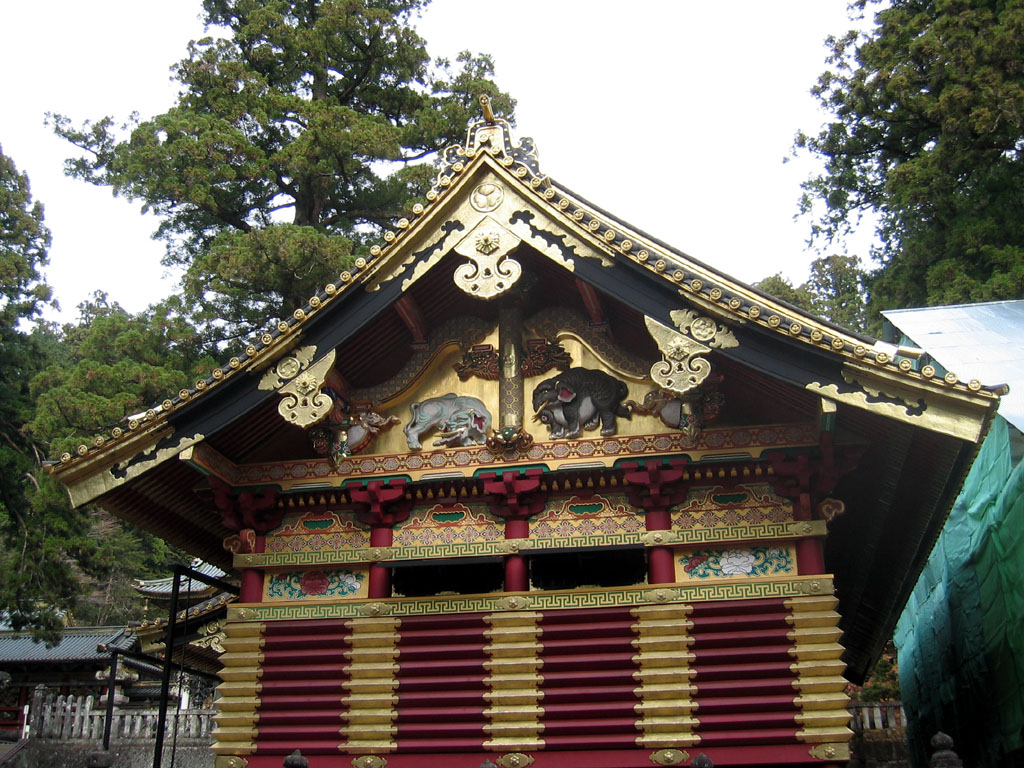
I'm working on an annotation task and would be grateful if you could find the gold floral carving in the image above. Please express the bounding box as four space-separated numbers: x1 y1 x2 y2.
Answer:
195 621 226 654
649 749 689 766
453 216 523 299
352 756 388 768
818 498 846 523
641 531 678 546
258 348 336 428
360 602 393 617
645 311 738 396
645 318 710 395
670 309 739 349
645 588 679 604
809 743 848 760
496 595 532 610
472 182 504 212
258 345 317 390
215 758 248 768
496 754 535 768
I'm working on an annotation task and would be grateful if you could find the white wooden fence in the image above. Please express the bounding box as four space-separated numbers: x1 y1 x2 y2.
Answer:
849 700 907 732
29 692 214 742
27 691 903 742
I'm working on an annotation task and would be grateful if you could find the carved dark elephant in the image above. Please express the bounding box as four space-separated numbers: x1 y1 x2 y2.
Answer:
531 367 631 438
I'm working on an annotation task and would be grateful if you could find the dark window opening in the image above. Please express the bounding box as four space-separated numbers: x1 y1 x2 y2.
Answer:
529 547 647 591
390 558 504 598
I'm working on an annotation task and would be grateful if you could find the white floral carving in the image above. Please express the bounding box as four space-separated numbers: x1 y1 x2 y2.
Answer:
720 548 756 575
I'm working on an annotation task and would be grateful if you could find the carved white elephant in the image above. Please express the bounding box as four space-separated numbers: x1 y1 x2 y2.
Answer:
404 393 492 449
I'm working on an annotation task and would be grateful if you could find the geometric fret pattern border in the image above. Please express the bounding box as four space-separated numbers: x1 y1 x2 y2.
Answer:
228 576 835 623
235 521 827 569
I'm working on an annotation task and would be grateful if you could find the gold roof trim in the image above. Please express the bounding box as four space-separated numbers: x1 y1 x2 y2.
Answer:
49 112 1003 478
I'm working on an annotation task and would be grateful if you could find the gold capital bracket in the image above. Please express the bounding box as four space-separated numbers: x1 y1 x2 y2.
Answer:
258 346 337 427
453 216 523 299
645 311 738 395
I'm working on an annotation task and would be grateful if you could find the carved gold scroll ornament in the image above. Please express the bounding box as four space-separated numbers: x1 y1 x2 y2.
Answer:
645 311 738 395
258 346 337 427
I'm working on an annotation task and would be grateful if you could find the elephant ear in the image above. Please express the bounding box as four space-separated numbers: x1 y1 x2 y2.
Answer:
557 382 576 403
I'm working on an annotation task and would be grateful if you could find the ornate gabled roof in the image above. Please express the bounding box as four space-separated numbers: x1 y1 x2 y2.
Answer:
50 106 1003 491
47 101 1004 682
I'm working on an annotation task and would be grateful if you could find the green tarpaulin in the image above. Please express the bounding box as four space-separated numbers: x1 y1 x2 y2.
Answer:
895 417 1024 767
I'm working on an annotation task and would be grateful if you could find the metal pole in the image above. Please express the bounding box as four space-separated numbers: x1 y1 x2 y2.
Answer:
102 648 119 751
152 564 183 768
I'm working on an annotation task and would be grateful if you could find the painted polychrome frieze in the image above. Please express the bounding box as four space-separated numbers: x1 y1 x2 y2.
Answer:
671 484 794 539
264 565 369 601
530 495 644 547
673 545 796 582
393 503 503 549
264 510 369 554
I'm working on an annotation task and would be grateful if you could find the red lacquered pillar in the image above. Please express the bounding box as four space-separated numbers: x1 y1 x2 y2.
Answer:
369 526 394 599
239 534 265 603
504 518 530 592
351 479 410 600
645 507 675 584
795 489 826 574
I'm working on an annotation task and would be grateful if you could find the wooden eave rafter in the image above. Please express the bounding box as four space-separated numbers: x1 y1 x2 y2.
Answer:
49 114 1002 500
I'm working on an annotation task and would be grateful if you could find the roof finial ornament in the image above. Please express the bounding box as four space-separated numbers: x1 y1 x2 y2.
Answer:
479 94 495 123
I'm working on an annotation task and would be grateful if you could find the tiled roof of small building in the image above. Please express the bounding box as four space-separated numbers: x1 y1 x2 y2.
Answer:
133 560 226 597
0 627 134 664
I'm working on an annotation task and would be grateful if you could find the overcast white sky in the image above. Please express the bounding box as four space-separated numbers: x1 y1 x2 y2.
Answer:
0 1 875 324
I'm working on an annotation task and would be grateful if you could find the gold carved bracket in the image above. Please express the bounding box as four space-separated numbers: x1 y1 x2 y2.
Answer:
645 311 737 396
258 346 337 428
453 215 523 299
496 754 535 768
649 749 690 766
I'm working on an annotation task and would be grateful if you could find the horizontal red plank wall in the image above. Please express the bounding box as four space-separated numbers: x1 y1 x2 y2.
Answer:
535 605 643 749
394 612 490 752
253 617 355 756
688 597 800 749
230 598 850 767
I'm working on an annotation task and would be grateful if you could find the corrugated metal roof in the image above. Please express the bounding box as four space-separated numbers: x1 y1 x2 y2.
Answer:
0 627 134 664
883 301 1024 433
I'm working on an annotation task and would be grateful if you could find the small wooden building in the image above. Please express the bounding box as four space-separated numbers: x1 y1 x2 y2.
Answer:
51 107 1001 768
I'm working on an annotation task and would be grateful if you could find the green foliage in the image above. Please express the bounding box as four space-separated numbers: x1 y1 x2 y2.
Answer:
51 0 515 344
0 145 79 641
72 510 191 626
755 255 868 332
753 273 815 313
0 144 52 327
28 293 217 456
796 0 1024 316
21 295 212 630
852 652 902 702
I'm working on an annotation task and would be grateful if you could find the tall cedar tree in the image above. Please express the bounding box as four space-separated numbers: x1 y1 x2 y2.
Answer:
755 255 868 332
26 295 212 629
796 0 1024 320
0 144 83 637
51 0 515 347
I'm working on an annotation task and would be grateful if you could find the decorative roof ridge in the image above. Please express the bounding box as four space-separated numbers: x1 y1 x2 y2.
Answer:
49 104 538 474
134 592 234 631
49 100 1004 475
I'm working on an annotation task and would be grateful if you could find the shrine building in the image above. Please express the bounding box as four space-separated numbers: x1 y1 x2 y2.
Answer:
50 101 1004 768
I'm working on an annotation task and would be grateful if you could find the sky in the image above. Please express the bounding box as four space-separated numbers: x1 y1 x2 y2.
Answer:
0 1 876 324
